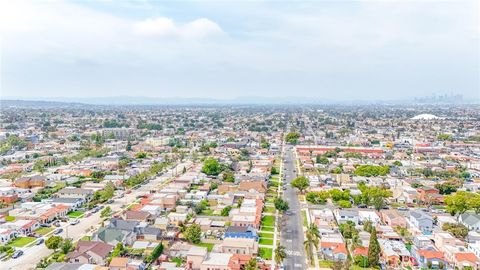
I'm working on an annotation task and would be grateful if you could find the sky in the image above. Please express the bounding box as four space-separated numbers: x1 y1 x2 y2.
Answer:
0 0 479 101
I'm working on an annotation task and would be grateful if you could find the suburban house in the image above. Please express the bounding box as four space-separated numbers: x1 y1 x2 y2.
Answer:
221 237 258 255
66 240 114 265
186 246 208 270
0 228 18 244
378 239 411 267
460 213 480 231
453 253 480 269
411 247 446 268
224 226 258 241
57 187 94 202
200 252 232 270
14 175 47 188
334 209 359 225
381 209 407 227
1 219 39 235
409 210 433 234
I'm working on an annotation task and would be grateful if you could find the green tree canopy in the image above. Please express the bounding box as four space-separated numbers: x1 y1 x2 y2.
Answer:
202 157 222 176
184 224 202 244
291 176 310 193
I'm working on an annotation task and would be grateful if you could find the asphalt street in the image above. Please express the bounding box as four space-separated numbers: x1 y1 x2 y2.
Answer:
280 145 307 270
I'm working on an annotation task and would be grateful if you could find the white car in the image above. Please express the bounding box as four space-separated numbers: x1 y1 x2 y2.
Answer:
69 219 80 225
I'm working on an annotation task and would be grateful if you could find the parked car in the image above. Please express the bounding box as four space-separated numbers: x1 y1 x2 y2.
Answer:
54 228 63 235
69 219 80 225
12 250 23 259
36 238 44 245
53 222 61 227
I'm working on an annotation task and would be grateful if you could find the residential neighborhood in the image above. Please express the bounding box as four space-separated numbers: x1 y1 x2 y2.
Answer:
0 102 479 270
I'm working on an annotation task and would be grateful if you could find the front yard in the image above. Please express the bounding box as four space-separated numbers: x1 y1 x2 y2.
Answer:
259 247 273 260
8 237 36 247
261 216 275 227
194 242 214 252
67 210 85 218
35 227 54 236
259 237 274 245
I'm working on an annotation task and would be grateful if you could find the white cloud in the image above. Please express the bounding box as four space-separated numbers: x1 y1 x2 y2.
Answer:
133 17 223 39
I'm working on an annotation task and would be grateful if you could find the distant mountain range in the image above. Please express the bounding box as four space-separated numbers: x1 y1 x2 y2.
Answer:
1 95 478 106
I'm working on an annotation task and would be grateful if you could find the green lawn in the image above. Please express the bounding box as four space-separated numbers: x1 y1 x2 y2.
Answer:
266 197 276 203
195 242 215 252
259 232 274 238
260 226 274 232
171 257 184 267
264 206 275 213
301 210 308 227
35 227 54 235
8 237 36 247
259 247 273 260
200 209 217 216
67 210 84 218
259 237 274 245
80 236 91 241
261 216 275 226
5 216 15 222
269 181 279 188
319 260 334 267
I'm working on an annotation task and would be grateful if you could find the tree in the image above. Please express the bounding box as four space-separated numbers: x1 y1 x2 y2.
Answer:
60 238 73 254
222 170 235 182
291 176 310 194
135 152 147 159
274 245 287 265
354 165 390 177
445 191 471 216
274 198 289 212
316 155 329 164
145 243 163 264
33 160 47 174
373 196 385 211
184 224 202 244
245 258 259 270
45 236 63 250
363 220 373 233
285 132 300 144
221 206 232 217
338 200 352 208
442 223 469 239
101 206 112 218
202 157 222 176
435 182 459 195
393 160 402 166
339 221 357 239
367 228 380 267
304 224 320 262
354 255 369 268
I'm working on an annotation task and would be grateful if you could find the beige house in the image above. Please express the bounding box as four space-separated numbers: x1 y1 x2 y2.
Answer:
221 237 258 255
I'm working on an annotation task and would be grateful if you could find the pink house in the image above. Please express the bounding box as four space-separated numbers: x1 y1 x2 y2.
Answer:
381 210 407 228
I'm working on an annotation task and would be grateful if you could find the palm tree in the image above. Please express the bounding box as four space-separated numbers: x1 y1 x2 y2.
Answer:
304 224 321 262
245 258 259 270
274 245 287 265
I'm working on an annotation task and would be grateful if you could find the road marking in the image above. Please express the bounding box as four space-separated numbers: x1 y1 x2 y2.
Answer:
286 250 302 256
286 239 292 242
294 263 303 268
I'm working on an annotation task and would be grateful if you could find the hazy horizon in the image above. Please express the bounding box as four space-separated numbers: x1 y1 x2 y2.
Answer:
1 1 479 100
